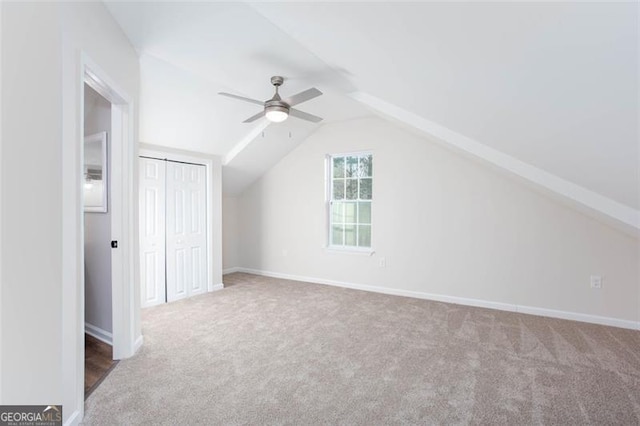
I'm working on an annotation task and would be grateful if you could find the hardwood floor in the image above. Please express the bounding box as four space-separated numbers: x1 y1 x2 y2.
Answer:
85 333 118 398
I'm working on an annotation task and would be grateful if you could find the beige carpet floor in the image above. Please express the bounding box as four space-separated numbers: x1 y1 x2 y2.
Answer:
83 273 640 425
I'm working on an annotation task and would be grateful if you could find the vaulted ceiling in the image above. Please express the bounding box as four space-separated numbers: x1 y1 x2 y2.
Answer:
104 1 638 225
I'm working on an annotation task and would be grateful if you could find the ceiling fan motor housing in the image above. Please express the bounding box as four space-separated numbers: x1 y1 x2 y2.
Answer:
270 75 284 87
265 100 289 114
266 76 289 114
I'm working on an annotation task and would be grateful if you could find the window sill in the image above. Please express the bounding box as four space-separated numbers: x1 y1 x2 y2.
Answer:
324 246 375 256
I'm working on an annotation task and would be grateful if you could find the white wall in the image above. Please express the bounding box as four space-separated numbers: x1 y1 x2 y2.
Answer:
222 196 240 271
236 117 639 326
84 85 112 335
0 1 139 421
1 2 62 405
0 0 4 403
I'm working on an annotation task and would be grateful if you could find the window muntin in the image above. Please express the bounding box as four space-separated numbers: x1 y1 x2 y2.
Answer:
329 153 372 249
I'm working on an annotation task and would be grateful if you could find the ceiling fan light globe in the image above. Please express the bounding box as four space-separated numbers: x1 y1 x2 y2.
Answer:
265 106 289 123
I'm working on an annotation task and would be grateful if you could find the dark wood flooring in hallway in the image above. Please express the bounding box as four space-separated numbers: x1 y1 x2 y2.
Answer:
85 333 118 399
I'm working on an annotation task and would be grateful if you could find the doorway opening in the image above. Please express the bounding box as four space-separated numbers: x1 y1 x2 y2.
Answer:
82 84 118 397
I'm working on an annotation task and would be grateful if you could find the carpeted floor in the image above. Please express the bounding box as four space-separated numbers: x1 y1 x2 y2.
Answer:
83 273 640 425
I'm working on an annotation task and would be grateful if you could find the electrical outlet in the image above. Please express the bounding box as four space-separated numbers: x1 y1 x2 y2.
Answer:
378 257 386 268
590 275 602 289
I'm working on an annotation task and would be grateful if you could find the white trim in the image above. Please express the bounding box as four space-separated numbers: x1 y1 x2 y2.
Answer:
636 0 640 339
139 146 220 299
515 305 638 330
237 268 640 331
84 323 113 346
223 267 241 275
326 151 375 249
223 120 271 165
211 283 225 291
87 64 136 362
63 409 81 426
134 335 144 354
325 247 375 256
350 92 640 235
61 43 83 426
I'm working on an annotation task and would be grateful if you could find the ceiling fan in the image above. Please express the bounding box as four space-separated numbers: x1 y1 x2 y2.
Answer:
219 76 323 124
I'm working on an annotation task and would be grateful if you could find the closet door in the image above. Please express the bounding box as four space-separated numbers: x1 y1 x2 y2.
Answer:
139 158 167 307
166 162 207 302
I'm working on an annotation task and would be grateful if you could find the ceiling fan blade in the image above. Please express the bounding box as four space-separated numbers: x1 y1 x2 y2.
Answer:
283 88 322 107
218 92 264 106
289 108 323 123
243 110 265 123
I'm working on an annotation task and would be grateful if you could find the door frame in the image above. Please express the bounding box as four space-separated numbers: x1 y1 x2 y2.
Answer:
62 52 139 425
84 67 137 360
139 147 219 294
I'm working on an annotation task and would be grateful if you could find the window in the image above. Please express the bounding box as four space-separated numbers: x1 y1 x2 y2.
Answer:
328 152 373 249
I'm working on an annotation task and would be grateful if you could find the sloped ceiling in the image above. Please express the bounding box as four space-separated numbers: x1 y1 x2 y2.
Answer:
104 2 638 220
104 1 371 195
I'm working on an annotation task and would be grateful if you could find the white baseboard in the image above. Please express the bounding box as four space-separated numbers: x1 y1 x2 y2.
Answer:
64 409 81 426
223 267 241 275
515 305 638 330
134 335 144 353
85 323 113 345
208 281 225 291
236 267 640 331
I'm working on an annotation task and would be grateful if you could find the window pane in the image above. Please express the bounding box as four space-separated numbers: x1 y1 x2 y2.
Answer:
358 202 371 224
333 179 345 200
345 156 359 177
344 202 357 223
331 202 344 224
346 179 358 199
331 225 344 245
333 157 345 178
329 153 373 249
359 155 373 177
344 224 357 246
359 178 372 200
358 225 371 247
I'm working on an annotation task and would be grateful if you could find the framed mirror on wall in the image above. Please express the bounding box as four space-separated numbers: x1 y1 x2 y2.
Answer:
84 131 108 212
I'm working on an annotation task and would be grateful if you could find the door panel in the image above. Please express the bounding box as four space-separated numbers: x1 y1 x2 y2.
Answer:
174 189 184 234
191 192 200 233
190 246 203 293
187 165 207 296
139 158 166 308
167 248 189 302
166 161 207 302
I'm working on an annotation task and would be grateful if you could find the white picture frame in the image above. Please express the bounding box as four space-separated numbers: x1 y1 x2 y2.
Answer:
83 131 108 213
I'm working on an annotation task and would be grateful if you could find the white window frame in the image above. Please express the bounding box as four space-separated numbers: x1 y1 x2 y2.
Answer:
325 151 374 253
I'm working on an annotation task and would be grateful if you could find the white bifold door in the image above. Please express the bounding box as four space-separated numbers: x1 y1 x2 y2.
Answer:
139 158 166 307
139 157 207 308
